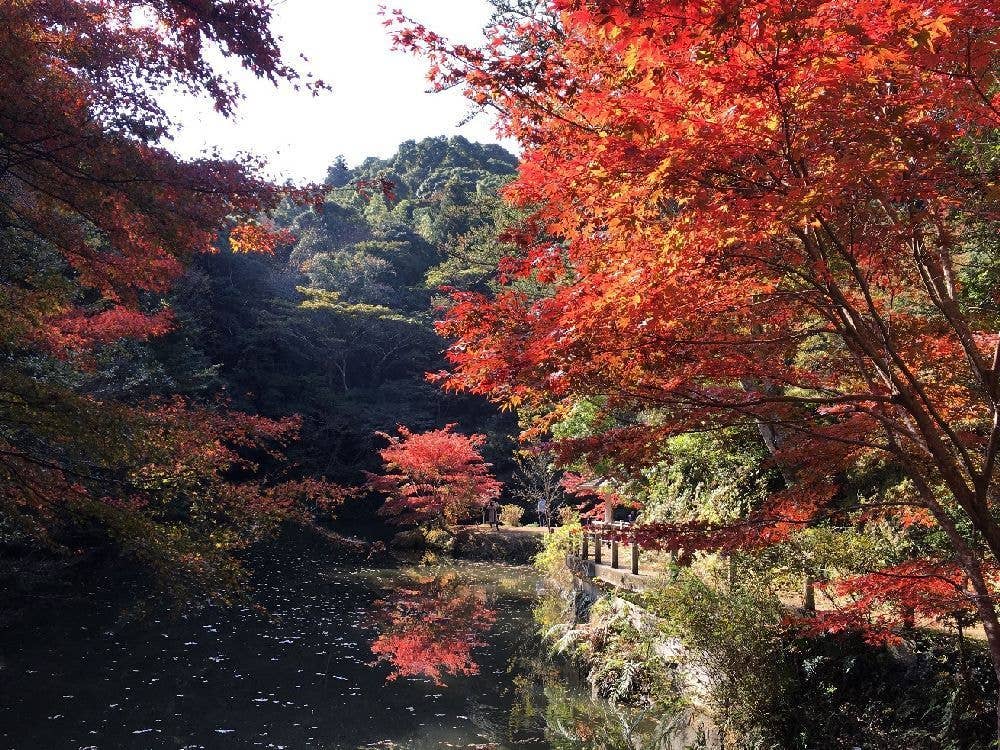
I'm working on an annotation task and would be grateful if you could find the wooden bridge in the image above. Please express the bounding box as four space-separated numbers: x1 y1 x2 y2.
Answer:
569 521 655 592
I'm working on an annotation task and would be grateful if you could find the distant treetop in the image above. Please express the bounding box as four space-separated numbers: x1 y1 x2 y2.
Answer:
345 136 518 199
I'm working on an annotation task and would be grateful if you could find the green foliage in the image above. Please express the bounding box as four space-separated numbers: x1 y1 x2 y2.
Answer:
584 597 675 706
748 524 906 597
637 562 997 749
424 184 524 293
643 567 789 740
535 514 581 585
533 518 583 650
350 136 517 203
423 527 456 554
638 427 777 525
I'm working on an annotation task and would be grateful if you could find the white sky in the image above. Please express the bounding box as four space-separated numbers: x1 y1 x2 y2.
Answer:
165 1 515 184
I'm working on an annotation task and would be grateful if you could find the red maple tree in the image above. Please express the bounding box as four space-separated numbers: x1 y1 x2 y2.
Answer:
0 1 338 595
367 425 503 526
391 0 1000 731
1 1 323 344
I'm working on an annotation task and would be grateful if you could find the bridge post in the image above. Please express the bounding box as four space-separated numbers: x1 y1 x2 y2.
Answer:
582 533 588 559
594 531 602 565
631 538 639 575
611 537 619 569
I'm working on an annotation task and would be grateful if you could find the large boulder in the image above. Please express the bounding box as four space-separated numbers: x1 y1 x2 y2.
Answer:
454 528 542 564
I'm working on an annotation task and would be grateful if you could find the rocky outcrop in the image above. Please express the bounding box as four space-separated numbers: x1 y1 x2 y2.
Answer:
554 565 722 749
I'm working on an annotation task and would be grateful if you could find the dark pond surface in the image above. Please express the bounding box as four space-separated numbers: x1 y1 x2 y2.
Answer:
0 540 671 750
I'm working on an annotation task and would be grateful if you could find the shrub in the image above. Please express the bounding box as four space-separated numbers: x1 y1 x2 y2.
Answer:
642 565 791 743
500 503 525 527
557 505 578 525
535 514 581 585
423 527 456 554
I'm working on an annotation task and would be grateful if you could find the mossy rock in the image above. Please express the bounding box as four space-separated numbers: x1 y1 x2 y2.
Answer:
390 529 427 550
423 527 456 554
453 529 542 564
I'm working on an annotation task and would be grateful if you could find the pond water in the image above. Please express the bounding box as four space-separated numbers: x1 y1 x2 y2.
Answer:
0 539 677 750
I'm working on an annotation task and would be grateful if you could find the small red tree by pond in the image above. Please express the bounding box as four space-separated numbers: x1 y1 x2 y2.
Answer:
369 571 497 685
367 425 502 526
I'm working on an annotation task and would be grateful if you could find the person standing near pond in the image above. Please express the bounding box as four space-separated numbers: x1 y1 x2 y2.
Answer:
536 498 549 529
486 500 500 530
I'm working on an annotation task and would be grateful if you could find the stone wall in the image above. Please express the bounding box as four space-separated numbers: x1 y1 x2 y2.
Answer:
563 558 723 749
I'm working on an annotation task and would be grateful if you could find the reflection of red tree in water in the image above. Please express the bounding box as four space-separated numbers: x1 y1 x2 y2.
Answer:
370 573 496 686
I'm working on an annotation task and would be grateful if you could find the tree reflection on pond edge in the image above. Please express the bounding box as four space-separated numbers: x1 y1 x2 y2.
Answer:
0 539 697 750
365 561 706 750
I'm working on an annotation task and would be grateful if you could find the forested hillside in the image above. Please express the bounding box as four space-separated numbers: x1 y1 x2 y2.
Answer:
170 136 519 486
